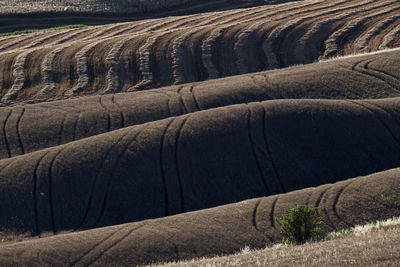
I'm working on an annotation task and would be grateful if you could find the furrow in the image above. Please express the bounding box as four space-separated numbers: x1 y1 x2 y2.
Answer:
379 22 400 50
83 224 145 266
70 225 130 266
252 199 273 242
246 105 270 195
295 0 378 63
234 21 267 74
103 36 137 94
160 119 175 216
201 27 223 79
51 27 94 45
174 117 189 213
0 34 37 53
2 110 11 158
315 186 336 230
23 29 75 49
93 127 144 227
261 105 286 193
98 96 111 133
332 181 356 227
76 130 131 230
357 15 400 52
129 33 164 91
1 50 31 103
15 107 25 154
270 196 279 229
32 151 50 236
350 100 400 149
353 60 400 93
265 0 375 67
111 96 125 128
177 86 189 114
322 1 400 58
64 40 103 97
57 114 65 147
48 148 64 234
171 28 202 84
189 86 201 111
37 45 65 98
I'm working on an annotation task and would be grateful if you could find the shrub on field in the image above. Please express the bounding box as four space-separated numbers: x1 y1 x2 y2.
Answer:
276 205 326 244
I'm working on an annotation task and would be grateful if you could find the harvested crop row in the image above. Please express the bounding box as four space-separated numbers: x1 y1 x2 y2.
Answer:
0 95 400 239
0 166 398 265
0 48 398 159
0 0 399 104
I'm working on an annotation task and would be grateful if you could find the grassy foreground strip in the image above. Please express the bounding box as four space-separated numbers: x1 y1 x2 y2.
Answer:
156 217 400 266
0 24 87 36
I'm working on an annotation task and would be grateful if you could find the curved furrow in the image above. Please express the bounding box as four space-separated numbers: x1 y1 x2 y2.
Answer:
64 40 104 97
195 6 257 27
127 33 163 90
357 15 400 52
103 36 137 94
203 0 350 73
322 1 400 58
379 22 400 50
50 27 96 46
0 34 38 53
37 45 67 98
171 28 204 84
201 27 224 79
1 49 33 103
294 0 380 63
352 60 400 93
21 29 76 50
234 21 269 75
263 0 377 69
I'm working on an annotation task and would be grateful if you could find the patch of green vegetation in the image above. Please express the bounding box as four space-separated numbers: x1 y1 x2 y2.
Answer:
275 205 326 245
0 24 87 37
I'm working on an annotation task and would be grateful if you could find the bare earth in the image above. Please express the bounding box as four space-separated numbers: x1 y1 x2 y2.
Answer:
0 0 399 266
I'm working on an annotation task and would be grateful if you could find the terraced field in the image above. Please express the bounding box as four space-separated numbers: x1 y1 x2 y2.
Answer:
0 0 399 266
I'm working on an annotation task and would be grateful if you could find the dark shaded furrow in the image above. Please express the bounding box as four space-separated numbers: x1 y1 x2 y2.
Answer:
2 109 11 158
174 116 189 213
160 119 175 217
331 180 356 227
93 127 145 228
270 196 279 229
15 107 25 154
246 105 270 195
47 148 63 234
32 151 50 237
76 130 132 231
261 104 285 194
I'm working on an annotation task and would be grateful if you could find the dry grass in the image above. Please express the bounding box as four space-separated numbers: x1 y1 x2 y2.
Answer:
156 217 400 267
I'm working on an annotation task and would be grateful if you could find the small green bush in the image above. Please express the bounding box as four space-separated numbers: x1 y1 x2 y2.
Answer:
275 205 326 244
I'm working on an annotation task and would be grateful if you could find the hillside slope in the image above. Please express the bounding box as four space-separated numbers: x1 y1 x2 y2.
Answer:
0 167 399 265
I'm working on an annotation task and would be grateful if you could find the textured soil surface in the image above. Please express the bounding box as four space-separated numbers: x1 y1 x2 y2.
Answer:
0 0 399 266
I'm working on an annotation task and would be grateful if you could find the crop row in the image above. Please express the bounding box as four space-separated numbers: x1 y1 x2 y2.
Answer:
0 0 398 104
